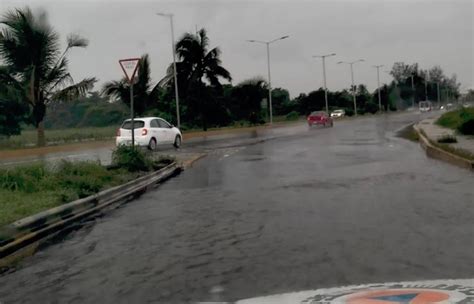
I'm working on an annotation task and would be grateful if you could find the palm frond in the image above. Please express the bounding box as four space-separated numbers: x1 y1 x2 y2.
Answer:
176 33 202 63
157 63 175 88
101 79 130 105
44 57 73 91
209 65 232 82
50 77 96 102
0 66 21 88
67 33 88 48
238 77 266 87
197 28 209 52
136 54 151 93
149 82 163 103
0 7 59 75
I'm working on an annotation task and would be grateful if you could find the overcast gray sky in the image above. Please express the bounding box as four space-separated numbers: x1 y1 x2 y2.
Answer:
1 0 473 97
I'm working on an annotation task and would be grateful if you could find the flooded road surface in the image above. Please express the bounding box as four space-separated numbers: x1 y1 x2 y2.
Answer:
1 112 473 303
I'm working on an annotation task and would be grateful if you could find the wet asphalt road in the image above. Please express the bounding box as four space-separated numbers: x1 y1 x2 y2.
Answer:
1 112 473 303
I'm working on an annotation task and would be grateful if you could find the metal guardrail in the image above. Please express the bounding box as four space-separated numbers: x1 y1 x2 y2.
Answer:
0 162 181 262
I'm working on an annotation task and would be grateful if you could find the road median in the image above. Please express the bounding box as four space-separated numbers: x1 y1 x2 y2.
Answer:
414 124 474 171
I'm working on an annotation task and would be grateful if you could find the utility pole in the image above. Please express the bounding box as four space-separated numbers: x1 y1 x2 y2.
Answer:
411 75 415 108
437 82 440 108
338 59 364 115
313 53 336 114
373 65 384 112
247 35 290 125
157 13 181 128
425 80 428 101
130 83 134 147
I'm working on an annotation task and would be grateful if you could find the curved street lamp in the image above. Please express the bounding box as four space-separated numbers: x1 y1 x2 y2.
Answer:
338 59 364 115
313 53 336 114
247 35 289 125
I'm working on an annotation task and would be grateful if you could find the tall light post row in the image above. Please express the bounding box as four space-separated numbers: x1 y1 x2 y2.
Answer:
373 65 383 112
155 12 452 126
337 59 364 116
157 12 180 128
312 53 336 114
247 35 289 125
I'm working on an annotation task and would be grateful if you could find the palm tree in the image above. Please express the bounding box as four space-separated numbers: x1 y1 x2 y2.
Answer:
231 77 266 124
0 7 96 146
101 54 160 116
160 28 231 130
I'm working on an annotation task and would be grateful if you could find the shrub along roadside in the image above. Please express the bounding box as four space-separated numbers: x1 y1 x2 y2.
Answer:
437 134 457 143
437 108 474 135
0 147 174 227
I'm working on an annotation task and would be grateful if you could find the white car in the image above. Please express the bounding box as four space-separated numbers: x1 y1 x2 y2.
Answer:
116 117 182 150
330 109 345 118
419 101 432 112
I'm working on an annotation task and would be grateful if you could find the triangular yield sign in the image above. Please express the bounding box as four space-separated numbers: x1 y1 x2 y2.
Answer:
119 58 141 83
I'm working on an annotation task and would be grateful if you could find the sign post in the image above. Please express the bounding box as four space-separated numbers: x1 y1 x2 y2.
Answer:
119 58 140 147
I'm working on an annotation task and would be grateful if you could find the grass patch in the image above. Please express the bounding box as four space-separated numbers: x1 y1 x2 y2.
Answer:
0 126 116 150
0 148 174 227
437 134 457 143
437 108 474 134
397 124 419 142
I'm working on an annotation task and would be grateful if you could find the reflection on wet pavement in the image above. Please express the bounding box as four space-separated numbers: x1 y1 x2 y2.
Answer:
1 112 472 303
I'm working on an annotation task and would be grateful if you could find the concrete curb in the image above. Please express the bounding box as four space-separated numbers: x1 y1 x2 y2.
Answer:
0 162 182 265
414 124 474 171
181 153 207 169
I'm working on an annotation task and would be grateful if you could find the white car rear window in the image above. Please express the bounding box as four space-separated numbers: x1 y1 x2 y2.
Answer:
121 120 145 129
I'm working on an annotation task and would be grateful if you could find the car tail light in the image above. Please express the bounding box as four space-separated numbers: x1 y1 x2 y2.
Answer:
141 128 148 136
116 128 120 136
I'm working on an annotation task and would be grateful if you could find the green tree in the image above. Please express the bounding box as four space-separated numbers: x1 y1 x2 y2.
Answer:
390 62 418 83
102 54 160 116
0 7 96 146
272 88 291 115
229 77 266 124
161 28 232 131
0 73 29 136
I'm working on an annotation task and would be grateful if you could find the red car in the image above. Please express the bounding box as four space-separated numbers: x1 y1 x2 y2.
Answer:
307 111 333 128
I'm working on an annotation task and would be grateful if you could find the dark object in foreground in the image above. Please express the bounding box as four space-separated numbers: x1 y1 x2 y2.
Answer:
458 119 474 135
437 135 458 144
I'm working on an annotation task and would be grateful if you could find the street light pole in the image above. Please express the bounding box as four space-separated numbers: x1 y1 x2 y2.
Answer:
266 42 272 124
338 59 364 115
130 82 134 147
437 82 440 108
411 75 415 108
425 80 428 100
247 35 289 125
373 65 383 112
313 53 336 114
157 13 180 128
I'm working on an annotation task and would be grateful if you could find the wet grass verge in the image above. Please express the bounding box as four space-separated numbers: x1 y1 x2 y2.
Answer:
0 126 116 150
436 108 474 135
0 147 174 227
